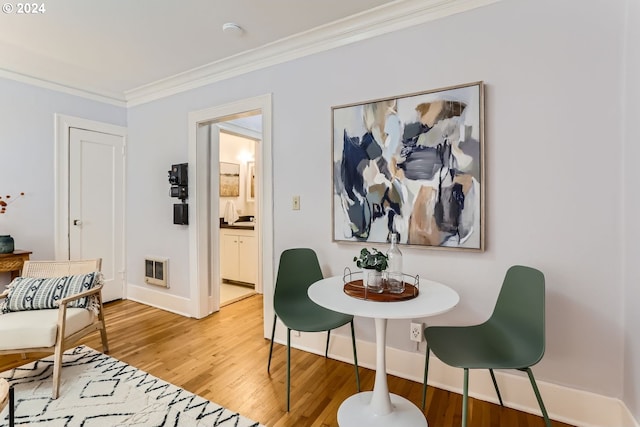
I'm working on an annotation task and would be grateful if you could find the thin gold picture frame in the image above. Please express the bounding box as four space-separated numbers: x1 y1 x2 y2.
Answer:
220 162 240 198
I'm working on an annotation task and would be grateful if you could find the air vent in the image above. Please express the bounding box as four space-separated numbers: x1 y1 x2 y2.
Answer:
144 257 169 288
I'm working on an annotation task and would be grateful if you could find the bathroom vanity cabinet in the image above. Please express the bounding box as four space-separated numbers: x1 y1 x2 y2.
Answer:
220 227 257 285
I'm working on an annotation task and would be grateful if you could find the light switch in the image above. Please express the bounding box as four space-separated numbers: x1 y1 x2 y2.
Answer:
292 196 300 210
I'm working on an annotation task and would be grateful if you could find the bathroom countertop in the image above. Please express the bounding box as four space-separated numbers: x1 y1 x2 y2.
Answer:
220 223 255 230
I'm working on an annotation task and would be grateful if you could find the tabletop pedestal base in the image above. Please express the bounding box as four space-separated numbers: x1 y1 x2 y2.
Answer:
337 391 428 427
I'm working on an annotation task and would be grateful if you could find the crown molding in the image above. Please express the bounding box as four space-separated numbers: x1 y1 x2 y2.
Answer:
1 0 500 108
125 0 501 106
0 68 127 107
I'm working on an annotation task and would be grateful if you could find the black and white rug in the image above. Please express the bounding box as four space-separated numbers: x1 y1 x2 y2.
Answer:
0 346 264 426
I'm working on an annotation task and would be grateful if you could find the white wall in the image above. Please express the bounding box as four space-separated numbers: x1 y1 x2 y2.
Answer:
623 0 640 420
124 0 629 403
0 78 126 287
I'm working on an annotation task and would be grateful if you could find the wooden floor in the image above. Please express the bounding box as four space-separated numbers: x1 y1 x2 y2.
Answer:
0 296 574 427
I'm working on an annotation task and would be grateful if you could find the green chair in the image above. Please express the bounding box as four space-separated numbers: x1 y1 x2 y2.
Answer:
267 248 360 411
421 265 551 427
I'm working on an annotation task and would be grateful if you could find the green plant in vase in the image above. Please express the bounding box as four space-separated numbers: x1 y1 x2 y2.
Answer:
353 248 388 293
353 248 388 271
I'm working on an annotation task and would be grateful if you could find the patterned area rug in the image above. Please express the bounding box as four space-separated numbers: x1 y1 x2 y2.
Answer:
0 346 264 426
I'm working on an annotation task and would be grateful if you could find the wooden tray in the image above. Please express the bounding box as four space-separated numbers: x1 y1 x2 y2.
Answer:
343 279 419 302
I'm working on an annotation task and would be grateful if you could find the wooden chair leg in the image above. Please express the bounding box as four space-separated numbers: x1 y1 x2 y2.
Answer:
52 305 68 399
99 324 109 354
97 296 109 353
52 344 64 399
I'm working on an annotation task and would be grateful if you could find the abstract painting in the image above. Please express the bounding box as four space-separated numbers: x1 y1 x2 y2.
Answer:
220 162 240 197
332 81 484 250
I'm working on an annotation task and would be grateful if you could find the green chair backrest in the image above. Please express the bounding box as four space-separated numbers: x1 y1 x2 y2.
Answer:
490 265 546 365
274 248 324 310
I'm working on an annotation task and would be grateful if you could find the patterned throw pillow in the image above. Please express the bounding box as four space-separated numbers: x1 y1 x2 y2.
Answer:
0 272 102 314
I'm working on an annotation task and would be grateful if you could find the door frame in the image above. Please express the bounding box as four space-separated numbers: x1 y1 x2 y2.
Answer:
187 94 274 330
54 114 127 285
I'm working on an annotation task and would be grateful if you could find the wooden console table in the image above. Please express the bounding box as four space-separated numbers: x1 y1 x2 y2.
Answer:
0 250 32 280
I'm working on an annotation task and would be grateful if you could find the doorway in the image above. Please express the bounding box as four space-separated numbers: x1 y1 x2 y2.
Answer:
187 94 275 338
217 119 261 307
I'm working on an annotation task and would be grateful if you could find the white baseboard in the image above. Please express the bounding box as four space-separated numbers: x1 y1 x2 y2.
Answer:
125 283 193 317
272 326 639 427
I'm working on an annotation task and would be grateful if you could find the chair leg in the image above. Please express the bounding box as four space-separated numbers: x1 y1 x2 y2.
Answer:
99 325 109 354
523 368 551 427
462 368 469 427
267 314 277 373
9 386 14 427
349 320 360 392
422 346 430 410
325 330 331 358
489 369 504 406
52 344 64 399
286 328 291 412
97 296 109 353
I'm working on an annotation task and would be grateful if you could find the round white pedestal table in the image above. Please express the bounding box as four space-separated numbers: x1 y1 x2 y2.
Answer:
308 275 459 427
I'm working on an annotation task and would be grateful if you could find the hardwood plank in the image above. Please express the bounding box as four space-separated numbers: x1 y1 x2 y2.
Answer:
0 296 575 427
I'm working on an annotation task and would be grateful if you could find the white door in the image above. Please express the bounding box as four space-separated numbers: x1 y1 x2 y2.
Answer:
69 128 125 302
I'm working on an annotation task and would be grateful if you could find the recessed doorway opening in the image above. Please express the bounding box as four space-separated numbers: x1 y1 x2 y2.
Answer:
188 94 275 340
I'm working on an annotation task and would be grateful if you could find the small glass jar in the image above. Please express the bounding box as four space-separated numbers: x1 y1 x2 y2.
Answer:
386 271 404 294
364 269 384 293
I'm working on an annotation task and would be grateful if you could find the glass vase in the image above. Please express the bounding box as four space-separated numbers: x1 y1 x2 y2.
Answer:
386 233 404 293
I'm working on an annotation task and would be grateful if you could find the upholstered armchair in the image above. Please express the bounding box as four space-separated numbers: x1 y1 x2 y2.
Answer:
0 259 109 399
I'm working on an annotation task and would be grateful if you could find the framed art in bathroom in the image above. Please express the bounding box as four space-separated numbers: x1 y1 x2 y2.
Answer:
220 162 240 197
331 81 485 251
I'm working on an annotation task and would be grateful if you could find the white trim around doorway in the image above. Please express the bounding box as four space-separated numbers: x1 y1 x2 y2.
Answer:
187 93 274 332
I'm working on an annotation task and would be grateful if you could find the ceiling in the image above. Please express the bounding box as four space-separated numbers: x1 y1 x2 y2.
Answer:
0 0 394 98
0 0 497 104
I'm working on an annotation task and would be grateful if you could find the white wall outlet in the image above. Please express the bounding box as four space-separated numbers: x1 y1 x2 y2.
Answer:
410 322 424 343
292 195 300 210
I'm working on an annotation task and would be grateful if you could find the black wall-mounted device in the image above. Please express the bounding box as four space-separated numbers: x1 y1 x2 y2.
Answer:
173 203 189 225
170 185 188 200
168 163 189 225
168 163 188 187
